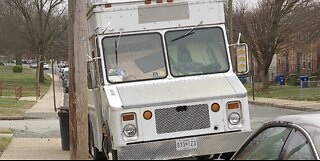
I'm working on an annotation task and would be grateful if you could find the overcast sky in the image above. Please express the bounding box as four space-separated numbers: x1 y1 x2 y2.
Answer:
233 0 259 9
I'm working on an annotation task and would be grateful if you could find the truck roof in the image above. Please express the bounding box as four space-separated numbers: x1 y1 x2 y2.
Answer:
87 0 225 37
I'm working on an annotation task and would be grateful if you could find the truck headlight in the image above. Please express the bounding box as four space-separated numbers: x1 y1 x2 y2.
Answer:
123 124 137 137
228 112 241 125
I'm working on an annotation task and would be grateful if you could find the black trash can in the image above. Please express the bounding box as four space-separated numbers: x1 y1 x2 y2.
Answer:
58 109 70 151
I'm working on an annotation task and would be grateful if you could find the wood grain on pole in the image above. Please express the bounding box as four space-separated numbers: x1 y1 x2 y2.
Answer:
68 0 89 160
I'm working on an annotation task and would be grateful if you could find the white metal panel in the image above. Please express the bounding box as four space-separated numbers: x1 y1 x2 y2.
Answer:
140 100 226 142
87 0 225 37
116 75 246 108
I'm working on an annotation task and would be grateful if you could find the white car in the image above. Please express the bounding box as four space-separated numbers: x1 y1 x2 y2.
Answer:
43 63 50 70
29 63 37 69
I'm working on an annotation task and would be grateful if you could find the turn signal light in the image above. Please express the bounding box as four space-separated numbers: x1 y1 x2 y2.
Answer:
122 113 135 121
143 111 153 120
145 0 151 4
228 102 240 110
105 3 112 8
156 0 163 3
211 103 220 112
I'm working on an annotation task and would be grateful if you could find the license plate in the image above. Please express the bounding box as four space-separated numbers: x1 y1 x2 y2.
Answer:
176 138 198 151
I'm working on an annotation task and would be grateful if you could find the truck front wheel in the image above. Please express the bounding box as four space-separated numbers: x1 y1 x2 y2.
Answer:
103 135 117 160
89 124 106 160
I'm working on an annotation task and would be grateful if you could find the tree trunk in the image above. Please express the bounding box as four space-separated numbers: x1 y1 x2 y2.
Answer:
39 62 45 82
15 52 22 66
39 55 45 83
259 68 269 90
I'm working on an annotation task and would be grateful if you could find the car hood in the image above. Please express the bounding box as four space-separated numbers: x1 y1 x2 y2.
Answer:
112 74 247 109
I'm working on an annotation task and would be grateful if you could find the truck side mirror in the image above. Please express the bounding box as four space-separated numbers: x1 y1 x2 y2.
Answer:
236 43 249 75
87 61 98 89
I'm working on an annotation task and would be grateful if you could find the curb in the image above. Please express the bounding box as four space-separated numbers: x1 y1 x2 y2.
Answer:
0 134 13 138
249 101 320 112
0 116 24 121
0 113 58 121
23 112 58 120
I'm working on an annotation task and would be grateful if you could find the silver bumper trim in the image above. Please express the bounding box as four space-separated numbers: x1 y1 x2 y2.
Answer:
117 131 252 160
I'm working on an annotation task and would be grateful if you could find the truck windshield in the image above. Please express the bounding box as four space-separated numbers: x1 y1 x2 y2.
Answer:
102 33 167 83
165 27 229 77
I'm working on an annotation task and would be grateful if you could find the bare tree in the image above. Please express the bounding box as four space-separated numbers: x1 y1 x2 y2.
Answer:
0 1 28 65
234 0 317 90
5 0 67 84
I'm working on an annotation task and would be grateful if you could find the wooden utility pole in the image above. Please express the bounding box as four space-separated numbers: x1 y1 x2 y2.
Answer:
228 0 233 44
228 0 236 71
68 0 89 160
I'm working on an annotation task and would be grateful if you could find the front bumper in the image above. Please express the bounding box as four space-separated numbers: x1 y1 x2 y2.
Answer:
117 131 252 160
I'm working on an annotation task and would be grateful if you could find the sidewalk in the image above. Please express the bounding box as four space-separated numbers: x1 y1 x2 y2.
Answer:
24 74 65 119
249 96 320 111
0 74 70 160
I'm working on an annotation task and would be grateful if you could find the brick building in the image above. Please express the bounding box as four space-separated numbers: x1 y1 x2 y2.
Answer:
276 37 320 76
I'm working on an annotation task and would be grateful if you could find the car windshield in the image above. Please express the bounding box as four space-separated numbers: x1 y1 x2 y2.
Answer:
165 27 229 77
102 33 167 83
234 127 292 160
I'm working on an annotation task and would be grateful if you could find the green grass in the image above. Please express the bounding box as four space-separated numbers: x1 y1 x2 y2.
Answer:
0 129 12 155
0 66 51 97
0 137 11 152
245 83 320 101
0 98 35 117
0 65 49 117
0 129 12 134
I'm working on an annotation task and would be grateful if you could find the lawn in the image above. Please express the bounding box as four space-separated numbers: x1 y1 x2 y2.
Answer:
0 129 12 157
0 65 51 117
0 98 36 117
245 83 320 101
0 66 51 97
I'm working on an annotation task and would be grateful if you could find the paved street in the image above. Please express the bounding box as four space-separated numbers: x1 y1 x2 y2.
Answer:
0 66 317 159
0 101 316 160
0 104 312 139
249 104 312 130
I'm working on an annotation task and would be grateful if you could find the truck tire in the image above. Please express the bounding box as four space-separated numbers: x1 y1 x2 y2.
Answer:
89 123 106 160
103 133 117 160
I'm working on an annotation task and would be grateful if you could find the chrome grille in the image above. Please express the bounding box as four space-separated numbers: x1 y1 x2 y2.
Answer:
155 104 210 134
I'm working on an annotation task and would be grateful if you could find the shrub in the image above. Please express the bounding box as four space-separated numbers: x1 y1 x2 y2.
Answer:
12 65 23 73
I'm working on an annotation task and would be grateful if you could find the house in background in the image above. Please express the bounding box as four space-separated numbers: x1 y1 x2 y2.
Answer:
268 54 277 82
276 36 320 77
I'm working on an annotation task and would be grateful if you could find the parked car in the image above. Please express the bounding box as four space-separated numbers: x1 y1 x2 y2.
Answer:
60 67 69 80
43 63 50 70
232 114 320 160
63 70 69 93
29 63 37 69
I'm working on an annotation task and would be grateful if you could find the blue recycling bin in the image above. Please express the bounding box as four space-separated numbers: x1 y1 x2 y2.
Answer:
276 75 285 85
300 76 308 88
238 76 247 84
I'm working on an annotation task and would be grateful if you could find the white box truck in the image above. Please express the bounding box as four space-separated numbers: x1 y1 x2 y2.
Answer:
86 0 251 160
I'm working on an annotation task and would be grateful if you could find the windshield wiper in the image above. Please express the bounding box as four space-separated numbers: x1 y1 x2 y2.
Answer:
171 21 203 42
171 32 195 42
115 40 118 66
114 28 124 66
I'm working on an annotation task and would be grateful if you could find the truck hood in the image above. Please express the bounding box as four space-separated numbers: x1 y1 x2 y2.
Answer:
112 74 247 109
